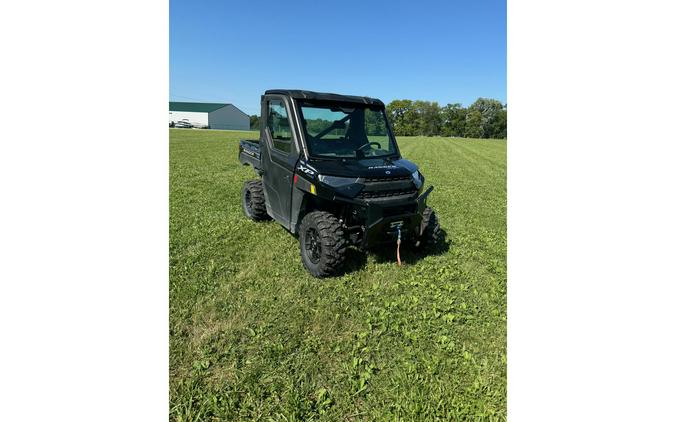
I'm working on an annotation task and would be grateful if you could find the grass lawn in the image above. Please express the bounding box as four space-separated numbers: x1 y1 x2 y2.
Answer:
170 128 506 420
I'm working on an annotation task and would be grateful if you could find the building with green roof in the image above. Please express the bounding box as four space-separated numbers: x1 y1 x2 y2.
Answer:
169 102 249 130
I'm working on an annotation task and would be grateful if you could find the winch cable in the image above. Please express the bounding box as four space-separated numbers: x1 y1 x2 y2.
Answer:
396 226 402 266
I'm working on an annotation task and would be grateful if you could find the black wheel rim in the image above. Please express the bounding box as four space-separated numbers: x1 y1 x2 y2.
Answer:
244 189 253 215
305 228 321 264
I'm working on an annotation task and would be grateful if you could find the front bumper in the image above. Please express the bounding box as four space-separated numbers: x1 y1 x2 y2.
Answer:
335 186 434 248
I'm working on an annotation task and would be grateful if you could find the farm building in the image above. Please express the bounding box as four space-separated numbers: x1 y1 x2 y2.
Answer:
169 102 250 130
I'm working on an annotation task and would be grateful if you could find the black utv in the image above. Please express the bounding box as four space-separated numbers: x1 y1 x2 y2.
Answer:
239 89 441 277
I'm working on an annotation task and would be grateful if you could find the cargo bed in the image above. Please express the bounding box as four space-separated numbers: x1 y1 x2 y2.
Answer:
239 139 261 169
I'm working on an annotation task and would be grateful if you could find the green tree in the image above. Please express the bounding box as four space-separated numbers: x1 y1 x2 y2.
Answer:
415 101 442 136
387 99 417 136
490 108 507 139
465 109 484 138
468 98 505 138
441 103 467 137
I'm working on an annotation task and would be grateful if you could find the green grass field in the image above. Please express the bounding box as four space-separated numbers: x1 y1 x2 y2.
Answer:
170 128 506 420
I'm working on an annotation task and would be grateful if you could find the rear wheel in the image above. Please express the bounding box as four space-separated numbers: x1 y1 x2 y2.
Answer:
299 211 348 277
419 206 441 248
241 180 269 221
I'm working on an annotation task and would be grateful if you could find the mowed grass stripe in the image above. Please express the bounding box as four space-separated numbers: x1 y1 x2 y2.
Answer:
170 129 506 420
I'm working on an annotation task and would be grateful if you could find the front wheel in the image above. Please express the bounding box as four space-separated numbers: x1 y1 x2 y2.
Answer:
298 211 348 277
419 206 441 248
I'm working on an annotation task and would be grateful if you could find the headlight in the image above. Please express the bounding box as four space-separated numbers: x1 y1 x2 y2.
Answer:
317 174 359 187
411 170 424 189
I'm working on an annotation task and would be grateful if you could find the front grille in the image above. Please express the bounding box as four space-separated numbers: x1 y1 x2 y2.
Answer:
358 174 417 201
357 188 418 199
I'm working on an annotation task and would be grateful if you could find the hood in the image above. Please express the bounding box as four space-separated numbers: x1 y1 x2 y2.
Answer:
303 157 418 179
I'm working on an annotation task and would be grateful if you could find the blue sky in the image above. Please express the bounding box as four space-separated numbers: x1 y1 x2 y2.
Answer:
170 0 505 116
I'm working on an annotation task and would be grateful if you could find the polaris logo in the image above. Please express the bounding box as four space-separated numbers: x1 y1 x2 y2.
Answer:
385 170 391 174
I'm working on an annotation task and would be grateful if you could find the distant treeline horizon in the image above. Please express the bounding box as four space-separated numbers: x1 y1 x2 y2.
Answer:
250 97 506 139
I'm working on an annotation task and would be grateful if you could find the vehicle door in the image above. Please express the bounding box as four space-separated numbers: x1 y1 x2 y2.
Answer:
260 96 299 228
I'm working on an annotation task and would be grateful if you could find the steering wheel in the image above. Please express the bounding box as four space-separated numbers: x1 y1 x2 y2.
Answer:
356 142 382 152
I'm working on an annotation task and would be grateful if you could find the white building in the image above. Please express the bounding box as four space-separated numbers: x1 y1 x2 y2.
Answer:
169 102 250 130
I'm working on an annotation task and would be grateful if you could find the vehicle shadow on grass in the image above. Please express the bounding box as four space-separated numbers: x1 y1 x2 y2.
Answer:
341 229 452 273
341 247 369 274
370 229 452 266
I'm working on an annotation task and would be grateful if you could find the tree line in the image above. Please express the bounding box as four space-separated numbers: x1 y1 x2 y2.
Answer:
249 97 506 139
386 98 506 139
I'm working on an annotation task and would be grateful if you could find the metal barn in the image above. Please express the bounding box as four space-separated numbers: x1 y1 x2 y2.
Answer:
169 102 250 130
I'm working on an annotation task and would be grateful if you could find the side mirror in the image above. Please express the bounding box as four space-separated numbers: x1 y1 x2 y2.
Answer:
333 120 346 129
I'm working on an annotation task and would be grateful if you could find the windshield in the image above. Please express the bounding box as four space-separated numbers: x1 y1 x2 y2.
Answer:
298 101 398 159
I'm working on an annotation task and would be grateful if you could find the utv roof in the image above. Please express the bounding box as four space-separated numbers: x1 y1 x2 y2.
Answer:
265 89 384 106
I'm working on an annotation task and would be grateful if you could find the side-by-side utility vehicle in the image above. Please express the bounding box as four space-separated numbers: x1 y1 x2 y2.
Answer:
239 89 441 277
